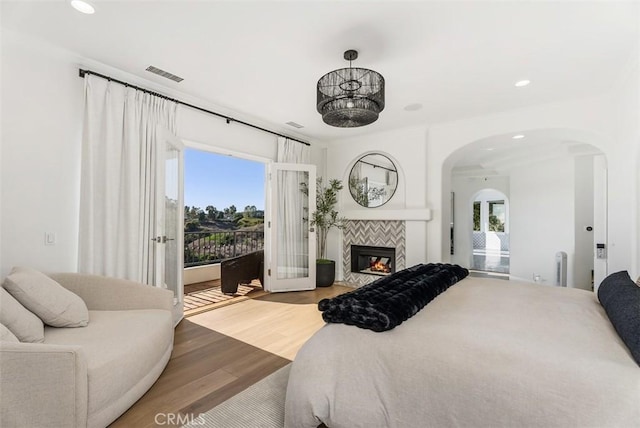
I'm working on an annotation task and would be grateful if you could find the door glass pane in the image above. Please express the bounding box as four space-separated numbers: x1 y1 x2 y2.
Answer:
164 145 180 296
276 169 309 279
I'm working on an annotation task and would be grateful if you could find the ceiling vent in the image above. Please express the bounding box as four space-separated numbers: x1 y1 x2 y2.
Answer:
145 65 184 83
286 121 304 129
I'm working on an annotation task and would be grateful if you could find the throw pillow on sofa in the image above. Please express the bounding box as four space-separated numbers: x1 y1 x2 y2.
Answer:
0 323 19 343
0 287 44 342
3 267 89 328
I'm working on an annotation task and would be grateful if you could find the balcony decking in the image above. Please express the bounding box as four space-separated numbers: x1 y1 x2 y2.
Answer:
183 279 266 316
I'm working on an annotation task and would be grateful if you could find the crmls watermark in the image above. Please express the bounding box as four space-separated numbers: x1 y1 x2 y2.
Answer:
154 412 206 425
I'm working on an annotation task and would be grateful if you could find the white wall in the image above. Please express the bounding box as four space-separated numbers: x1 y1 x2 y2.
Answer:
431 89 639 282
637 147 640 282
605 58 640 279
328 126 428 212
509 157 575 286
2 28 637 283
324 74 639 284
451 176 509 268
184 264 221 285
452 155 597 289
178 105 327 166
0 29 323 278
1 29 83 278
324 125 429 279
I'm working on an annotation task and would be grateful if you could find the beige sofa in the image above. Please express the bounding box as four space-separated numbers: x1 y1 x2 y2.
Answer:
0 273 175 428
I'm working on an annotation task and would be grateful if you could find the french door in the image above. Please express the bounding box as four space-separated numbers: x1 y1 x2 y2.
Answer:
154 134 184 323
593 155 607 292
264 163 317 292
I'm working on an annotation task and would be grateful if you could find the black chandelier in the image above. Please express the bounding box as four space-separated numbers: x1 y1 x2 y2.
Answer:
316 50 385 128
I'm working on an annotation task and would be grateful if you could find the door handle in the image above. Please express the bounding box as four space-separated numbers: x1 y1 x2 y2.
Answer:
152 236 175 243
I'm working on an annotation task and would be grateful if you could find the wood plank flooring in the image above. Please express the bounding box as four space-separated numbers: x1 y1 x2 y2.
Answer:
183 279 267 316
110 284 351 427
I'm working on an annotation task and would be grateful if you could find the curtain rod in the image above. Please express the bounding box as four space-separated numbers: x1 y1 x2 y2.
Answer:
78 69 311 147
357 159 396 173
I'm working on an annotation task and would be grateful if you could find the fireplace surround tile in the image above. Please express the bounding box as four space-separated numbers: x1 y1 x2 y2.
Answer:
342 220 406 286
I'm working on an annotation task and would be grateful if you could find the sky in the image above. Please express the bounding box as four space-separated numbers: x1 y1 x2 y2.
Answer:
184 149 265 211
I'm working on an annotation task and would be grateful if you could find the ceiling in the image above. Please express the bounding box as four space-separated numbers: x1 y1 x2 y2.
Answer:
449 130 604 177
1 1 638 145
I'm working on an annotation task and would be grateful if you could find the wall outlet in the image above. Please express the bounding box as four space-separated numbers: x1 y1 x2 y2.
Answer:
45 232 56 246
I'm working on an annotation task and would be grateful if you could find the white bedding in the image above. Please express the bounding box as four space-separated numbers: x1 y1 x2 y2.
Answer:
285 276 640 428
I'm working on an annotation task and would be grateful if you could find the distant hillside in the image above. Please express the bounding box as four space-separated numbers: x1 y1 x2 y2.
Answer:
184 218 265 266
198 220 238 231
186 218 264 233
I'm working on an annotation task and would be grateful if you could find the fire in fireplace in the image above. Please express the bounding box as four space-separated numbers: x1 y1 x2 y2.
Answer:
366 257 392 274
351 245 396 276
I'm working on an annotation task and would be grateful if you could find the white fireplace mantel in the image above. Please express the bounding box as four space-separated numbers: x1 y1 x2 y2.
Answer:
342 208 432 221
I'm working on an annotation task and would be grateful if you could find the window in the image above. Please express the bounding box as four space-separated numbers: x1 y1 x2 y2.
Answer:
488 200 505 232
473 201 481 231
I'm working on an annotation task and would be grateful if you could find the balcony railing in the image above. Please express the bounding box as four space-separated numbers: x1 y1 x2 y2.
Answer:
184 230 265 267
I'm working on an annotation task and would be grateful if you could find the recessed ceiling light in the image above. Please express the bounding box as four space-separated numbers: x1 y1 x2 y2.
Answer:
70 0 95 14
514 80 531 87
485 147 495 151
512 134 525 140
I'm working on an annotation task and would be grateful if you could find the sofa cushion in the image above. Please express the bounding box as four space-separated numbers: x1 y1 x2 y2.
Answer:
44 309 173 418
0 323 19 343
3 267 88 327
0 287 44 342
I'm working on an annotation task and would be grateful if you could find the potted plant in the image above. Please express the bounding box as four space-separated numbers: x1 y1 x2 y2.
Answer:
301 177 346 287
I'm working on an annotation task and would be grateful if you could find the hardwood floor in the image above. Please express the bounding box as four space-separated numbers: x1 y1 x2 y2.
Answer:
183 279 267 316
110 284 351 427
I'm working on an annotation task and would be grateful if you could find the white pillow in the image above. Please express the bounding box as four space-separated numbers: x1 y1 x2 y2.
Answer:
3 267 89 328
0 287 44 342
0 323 19 343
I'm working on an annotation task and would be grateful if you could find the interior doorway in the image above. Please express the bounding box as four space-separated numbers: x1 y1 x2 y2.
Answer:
446 130 606 288
471 189 510 274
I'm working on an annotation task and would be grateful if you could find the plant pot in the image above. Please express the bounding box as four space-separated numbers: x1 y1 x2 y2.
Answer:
316 260 336 287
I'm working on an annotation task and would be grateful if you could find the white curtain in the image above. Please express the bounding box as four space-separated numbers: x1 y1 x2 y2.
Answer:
277 136 309 164
78 75 177 284
276 137 310 278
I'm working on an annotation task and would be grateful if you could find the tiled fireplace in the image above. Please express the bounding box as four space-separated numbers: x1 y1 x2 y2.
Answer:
342 220 406 286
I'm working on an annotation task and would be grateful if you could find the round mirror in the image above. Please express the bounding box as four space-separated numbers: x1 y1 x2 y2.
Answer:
348 153 398 208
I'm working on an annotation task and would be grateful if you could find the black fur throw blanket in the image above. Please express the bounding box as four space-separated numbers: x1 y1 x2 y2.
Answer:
318 263 469 332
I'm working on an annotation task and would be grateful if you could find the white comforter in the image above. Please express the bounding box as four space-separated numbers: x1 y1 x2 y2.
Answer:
285 276 640 428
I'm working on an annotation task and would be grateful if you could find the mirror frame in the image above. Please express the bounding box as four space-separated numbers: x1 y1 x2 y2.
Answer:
348 153 398 208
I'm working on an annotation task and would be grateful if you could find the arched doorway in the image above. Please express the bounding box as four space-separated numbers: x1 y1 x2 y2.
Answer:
445 129 606 289
471 189 509 274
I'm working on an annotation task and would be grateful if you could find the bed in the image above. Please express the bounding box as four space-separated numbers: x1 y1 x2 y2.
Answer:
285 273 640 428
